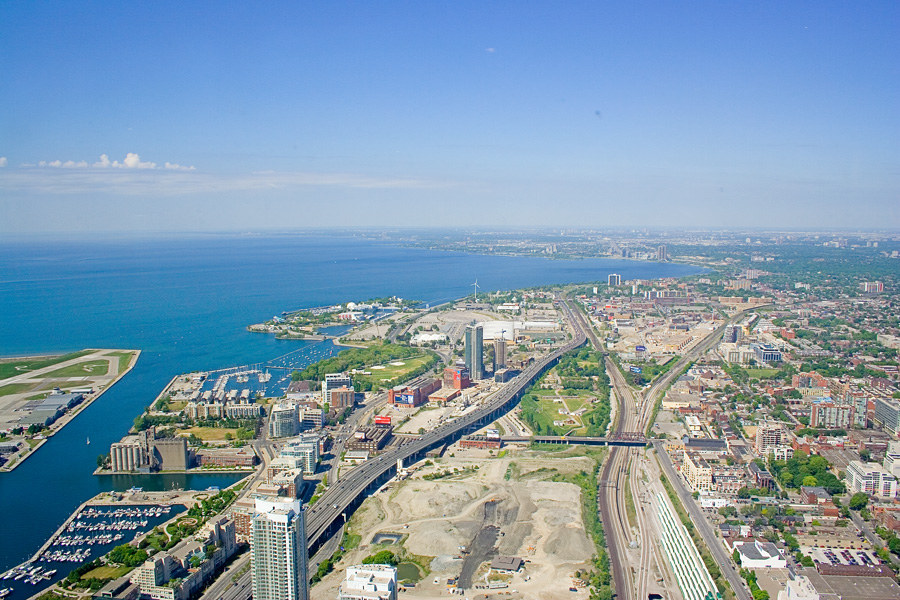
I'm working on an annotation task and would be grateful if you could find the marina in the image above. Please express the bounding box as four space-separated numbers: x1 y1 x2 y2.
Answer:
159 344 343 409
0 500 185 600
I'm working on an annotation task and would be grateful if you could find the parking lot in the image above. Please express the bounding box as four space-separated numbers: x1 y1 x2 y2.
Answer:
809 547 880 567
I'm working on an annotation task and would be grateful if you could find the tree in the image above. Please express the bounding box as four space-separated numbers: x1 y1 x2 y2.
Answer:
801 476 818 487
849 492 869 511
362 550 398 565
888 537 900 556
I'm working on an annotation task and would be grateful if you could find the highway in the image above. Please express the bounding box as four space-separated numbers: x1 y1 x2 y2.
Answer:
302 297 588 555
204 300 755 600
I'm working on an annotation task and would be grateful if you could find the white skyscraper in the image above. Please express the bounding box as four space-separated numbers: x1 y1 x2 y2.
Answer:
251 498 309 600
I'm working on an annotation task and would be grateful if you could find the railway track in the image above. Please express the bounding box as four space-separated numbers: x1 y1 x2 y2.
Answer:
569 299 752 600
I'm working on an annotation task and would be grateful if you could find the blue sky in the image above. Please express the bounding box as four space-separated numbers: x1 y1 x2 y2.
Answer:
1 1 898 232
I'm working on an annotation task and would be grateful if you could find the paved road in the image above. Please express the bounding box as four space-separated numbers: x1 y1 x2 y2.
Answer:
200 299 587 600
199 553 250 600
303 297 587 553
655 441 750 600
846 505 900 569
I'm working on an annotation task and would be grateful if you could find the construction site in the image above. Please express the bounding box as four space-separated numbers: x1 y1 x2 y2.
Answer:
314 441 598 599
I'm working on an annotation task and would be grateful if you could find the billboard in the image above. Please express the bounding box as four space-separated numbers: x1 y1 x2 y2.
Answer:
636 345 647 352
629 366 642 374
374 416 392 426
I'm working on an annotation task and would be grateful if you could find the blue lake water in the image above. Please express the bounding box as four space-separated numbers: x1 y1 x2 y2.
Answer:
0 234 702 571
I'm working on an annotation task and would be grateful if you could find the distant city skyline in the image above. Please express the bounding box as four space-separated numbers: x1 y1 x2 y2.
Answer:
1 2 898 232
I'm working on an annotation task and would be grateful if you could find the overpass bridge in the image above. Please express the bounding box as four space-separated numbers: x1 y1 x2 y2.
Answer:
302 299 588 556
500 433 648 447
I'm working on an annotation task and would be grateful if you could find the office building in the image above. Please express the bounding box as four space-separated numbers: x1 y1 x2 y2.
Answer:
752 343 782 364
338 565 397 600
323 373 351 404
608 273 621 286
388 377 441 408
874 397 900 436
846 460 898 499
464 324 484 380
251 498 309 600
328 386 356 410
299 406 324 430
443 365 470 390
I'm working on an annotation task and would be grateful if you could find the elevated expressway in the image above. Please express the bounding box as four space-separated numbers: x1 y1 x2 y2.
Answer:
303 298 588 555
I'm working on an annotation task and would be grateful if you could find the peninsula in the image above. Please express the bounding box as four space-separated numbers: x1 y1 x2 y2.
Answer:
0 349 140 471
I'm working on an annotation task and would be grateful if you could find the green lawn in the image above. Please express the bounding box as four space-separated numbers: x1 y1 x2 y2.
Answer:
43 359 110 378
746 368 780 379
105 350 137 373
179 426 239 441
81 565 133 580
0 350 93 380
355 354 433 384
521 393 594 435
0 382 38 397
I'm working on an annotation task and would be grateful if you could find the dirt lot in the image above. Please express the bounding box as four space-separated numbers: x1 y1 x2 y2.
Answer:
314 444 597 599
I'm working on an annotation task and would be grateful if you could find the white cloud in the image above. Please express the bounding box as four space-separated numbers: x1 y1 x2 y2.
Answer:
0 164 445 196
0 152 446 196
37 153 190 170
164 162 195 171
0 157 7 167
122 153 156 169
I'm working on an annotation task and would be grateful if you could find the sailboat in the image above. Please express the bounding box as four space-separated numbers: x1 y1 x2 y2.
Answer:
86 437 90 445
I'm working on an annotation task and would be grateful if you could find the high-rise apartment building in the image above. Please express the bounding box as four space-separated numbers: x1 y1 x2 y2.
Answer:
608 273 621 286
251 498 309 600
280 437 319 475
323 372 352 404
493 338 507 370
860 281 884 293
658 244 668 261
269 403 299 439
464 324 483 381
755 422 787 456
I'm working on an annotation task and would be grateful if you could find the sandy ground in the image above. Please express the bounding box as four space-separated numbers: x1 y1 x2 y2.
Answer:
314 445 597 599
